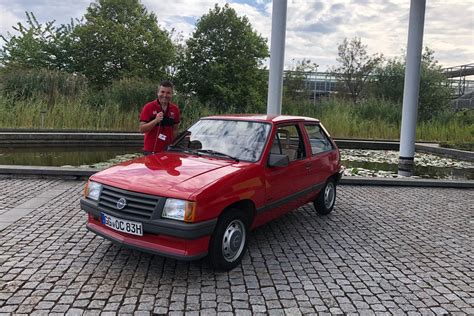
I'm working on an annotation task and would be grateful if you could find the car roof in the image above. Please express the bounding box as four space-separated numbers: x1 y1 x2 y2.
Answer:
202 114 320 124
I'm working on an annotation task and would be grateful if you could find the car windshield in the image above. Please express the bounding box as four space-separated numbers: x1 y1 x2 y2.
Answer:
170 119 271 162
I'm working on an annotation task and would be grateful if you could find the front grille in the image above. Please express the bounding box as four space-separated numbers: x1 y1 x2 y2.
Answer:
98 185 161 220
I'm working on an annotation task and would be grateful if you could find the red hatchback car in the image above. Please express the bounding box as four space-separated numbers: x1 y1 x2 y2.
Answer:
81 115 342 270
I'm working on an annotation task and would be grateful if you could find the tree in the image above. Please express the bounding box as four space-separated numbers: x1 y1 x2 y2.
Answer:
283 58 318 101
332 37 383 103
373 47 452 121
72 0 175 87
176 4 269 112
0 12 76 71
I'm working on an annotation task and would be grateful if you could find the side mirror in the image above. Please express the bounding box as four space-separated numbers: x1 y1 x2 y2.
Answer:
268 153 289 167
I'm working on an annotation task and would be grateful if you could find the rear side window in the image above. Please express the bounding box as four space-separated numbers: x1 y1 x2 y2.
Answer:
304 124 334 155
270 125 306 161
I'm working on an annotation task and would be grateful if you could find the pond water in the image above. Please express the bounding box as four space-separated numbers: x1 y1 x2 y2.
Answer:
0 147 472 180
341 149 473 180
342 160 473 180
0 147 140 167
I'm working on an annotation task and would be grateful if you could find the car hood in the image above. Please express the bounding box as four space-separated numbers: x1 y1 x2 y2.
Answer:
91 152 240 199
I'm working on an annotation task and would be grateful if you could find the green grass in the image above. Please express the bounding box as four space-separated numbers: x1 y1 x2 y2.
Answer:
0 93 472 146
439 141 474 151
1 67 471 145
0 94 139 131
282 98 474 143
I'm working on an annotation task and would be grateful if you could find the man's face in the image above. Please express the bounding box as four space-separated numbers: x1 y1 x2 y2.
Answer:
157 86 173 106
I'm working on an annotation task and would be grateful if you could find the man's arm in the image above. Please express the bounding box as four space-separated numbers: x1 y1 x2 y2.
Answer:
172 123 180 140
139 112 163 133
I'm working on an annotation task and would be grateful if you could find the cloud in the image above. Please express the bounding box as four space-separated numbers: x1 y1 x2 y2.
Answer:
0 0 88 26
330 4 345 13
0 0 472 70
0 5 23 37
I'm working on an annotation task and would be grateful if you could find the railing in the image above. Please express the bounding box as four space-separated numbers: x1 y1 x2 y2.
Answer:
284 67 474 99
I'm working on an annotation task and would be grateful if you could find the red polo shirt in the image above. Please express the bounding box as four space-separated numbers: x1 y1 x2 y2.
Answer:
139 99 180 152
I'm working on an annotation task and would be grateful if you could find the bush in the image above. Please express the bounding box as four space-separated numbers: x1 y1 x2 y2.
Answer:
92 77 157 111
353 98 401 125
0 67 87 104
372 48 453 121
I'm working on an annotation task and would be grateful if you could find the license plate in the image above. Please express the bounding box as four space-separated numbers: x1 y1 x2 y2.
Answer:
101 213 143 236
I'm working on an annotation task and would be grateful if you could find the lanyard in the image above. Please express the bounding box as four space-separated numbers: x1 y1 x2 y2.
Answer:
152 100 169 153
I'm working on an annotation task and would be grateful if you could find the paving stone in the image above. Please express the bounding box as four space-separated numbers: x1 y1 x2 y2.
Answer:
16 304 35 314
0 180 472 314
65 308 84 315
0 305 18 313
5 295 26 305
103 302 120 311
118 305 136 313
51 304 69 313
34 301 56 310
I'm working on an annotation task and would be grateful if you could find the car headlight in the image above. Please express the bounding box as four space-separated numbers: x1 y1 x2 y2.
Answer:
162 198 196 222
84 181 102 201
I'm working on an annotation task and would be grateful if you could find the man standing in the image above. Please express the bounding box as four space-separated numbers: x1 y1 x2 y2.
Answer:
139 80 181 155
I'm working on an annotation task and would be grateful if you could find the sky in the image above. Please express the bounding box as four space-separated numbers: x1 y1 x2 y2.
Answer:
1 0 473 71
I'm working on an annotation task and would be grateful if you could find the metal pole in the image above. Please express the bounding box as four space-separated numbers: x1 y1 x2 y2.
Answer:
40 110 46 129
398 0 426 176
266 0 288 115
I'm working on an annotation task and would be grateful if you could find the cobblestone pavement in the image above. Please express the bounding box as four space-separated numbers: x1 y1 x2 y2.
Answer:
0 176 473 315
0 177 64 214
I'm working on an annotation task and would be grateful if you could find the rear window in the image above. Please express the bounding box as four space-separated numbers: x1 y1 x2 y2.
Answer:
304 124 334 155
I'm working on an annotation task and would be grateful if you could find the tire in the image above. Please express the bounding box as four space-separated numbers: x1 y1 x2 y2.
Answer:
314 179 336 215
208 210 249 271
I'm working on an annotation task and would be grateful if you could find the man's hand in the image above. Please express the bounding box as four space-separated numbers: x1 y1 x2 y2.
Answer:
154 111 164 123
139 112 164 133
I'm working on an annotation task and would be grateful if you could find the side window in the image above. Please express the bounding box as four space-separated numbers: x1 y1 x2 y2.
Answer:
304 124 334 155
270 125 306 161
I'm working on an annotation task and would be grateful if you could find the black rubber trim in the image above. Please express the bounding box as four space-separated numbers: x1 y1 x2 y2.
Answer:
256 182 325 214
398 167 414 173
80 198 217 240
399 156 415 161
335 170 343 184
86 224 207 261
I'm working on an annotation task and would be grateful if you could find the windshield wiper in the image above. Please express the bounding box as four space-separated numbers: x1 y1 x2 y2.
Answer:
167 146 200 155
196 149 239 162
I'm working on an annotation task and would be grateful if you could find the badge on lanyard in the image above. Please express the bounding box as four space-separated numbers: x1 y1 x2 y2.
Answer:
158 134 167 141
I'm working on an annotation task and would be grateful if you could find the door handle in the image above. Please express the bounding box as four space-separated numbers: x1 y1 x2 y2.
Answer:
305 162 312 170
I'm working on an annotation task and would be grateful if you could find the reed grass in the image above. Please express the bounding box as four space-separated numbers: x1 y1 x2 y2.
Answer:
0 96 474 143
0 94 139 131
0 88 472 144
2 67 470 143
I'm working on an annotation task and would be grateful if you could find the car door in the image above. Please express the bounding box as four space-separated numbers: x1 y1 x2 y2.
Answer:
302 123 338 197
260 123 313 223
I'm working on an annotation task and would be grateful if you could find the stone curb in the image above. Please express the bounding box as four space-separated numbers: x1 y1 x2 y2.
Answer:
339 176 473 188
0 165 97 179
0 165 472 188
1 133 472 161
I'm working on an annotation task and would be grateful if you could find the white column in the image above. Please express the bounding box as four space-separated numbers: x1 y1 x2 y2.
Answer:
398 0 426 175
266 0 288 115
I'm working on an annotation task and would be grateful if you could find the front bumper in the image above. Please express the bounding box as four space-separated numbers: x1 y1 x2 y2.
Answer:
81 198 217 260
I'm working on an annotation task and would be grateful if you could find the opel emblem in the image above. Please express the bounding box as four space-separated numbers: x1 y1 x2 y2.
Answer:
116 198 127 210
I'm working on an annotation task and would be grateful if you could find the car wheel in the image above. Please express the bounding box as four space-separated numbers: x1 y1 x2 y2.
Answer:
209 210 249 271
314 179 336 215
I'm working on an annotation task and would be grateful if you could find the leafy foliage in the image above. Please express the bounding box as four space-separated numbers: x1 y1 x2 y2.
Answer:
175 4 268 112
0 12 76 71
90 77 156 110
72 0 175 87
283 58 318 102
331 37 383 103
373 48 453 121
0 67 87 104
